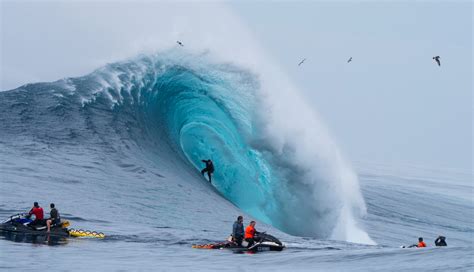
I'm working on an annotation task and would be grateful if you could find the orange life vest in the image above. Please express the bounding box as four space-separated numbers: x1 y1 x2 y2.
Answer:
417 241 426 248
244 225 255 239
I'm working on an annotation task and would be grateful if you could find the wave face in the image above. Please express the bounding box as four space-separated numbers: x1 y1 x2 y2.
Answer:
0 50 372 243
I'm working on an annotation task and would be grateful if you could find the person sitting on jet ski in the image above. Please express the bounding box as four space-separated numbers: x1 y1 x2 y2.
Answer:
46 203 61 233
244 221 260 247
27 202 44 226
232 216 244 246
201 159 214 183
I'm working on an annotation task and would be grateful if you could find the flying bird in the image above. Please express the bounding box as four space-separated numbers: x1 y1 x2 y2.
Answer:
177 41 184 47
347 57 352 63
298 58 306 66
433 56 441 66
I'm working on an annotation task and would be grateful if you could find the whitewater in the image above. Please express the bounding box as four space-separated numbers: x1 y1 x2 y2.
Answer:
0 50 472 271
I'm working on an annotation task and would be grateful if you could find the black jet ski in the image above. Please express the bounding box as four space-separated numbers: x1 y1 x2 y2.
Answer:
0 213 70 237
193 232 285 253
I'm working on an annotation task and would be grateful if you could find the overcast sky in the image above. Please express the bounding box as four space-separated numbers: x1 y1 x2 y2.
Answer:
231 1 473 171
1 0 472 171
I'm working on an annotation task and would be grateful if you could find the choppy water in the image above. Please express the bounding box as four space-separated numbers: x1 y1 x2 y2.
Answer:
0 51 472 271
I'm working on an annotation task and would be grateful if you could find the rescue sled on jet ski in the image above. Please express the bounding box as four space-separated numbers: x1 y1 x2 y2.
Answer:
193 232 285 252
0 213 105 239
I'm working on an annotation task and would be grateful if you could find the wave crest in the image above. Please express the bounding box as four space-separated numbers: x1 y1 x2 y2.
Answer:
9 50 374 244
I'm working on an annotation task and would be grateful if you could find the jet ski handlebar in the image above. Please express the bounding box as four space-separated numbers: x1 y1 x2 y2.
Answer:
2 213 29 224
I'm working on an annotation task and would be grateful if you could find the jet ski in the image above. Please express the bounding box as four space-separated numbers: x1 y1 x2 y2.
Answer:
0 213 70 237
193 232 285 253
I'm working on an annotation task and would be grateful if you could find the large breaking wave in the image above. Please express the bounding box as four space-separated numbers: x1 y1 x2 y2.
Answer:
1 50 374 244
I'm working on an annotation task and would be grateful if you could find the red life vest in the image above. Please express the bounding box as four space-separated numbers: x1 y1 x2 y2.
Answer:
31 207 44 220
417 241 426 248
245 225 255 239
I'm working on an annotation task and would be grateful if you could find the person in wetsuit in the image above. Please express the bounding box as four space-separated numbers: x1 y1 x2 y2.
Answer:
28 202 44 226
46 203 61 232
435 236 447 246
232 216 244 246
201 159 214 183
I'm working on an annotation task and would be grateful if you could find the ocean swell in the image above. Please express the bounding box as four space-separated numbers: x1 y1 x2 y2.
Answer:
4 50 374 244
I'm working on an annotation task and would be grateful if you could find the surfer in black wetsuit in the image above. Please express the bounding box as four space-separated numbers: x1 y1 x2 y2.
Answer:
435 236 447 246
201 159 214 183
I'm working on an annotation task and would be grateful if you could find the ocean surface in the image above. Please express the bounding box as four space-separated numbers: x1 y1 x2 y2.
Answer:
0 51 472 271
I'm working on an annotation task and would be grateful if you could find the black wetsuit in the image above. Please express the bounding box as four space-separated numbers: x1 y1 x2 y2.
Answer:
50 208 61 225
201 160 214 182
245 231 260 247
245 234 260 247
435 237 447 246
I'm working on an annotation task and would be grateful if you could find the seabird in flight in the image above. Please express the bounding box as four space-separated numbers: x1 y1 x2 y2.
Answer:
433 56 441 66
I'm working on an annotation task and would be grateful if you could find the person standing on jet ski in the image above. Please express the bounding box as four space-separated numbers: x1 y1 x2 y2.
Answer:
232 216 244 246
201 159 214 183
28 202 44 226
46 203 61 233
244 221 260 247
